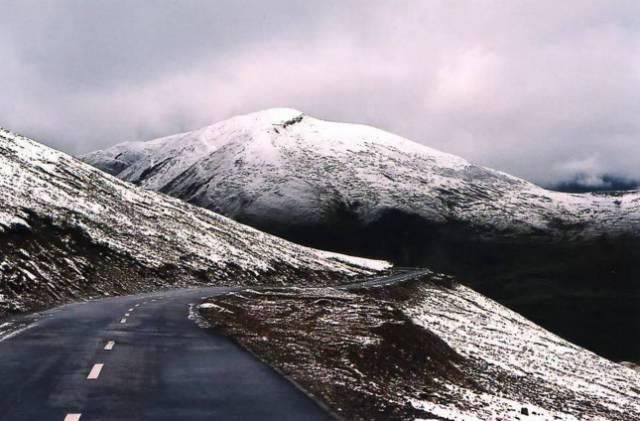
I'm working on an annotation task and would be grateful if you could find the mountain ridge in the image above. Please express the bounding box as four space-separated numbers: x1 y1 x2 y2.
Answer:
0 126 387 317
82 108 640 239
82 109 640 361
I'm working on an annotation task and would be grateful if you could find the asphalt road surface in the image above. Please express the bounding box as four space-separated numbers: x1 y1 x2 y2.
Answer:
0 269 429 420
0 287 333 421
337 267 432 290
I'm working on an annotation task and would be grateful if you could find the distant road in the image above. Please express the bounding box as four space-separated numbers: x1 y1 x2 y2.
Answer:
337 267 432 290
0 269 429 420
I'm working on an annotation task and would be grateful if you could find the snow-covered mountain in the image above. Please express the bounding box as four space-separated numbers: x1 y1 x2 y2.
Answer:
0 127 387 317
82 109 640 362
83 108 640 241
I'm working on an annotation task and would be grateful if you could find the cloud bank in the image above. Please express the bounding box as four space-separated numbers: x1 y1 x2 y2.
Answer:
1 0 639 186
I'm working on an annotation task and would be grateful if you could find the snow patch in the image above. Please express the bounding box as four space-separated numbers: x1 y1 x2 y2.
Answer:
187 304 212 328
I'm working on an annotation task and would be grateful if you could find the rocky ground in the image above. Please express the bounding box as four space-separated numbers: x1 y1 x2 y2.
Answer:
200 274 640 421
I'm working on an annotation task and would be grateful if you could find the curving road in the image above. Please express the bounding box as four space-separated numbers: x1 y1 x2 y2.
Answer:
0 287 333 421
0 269 429 420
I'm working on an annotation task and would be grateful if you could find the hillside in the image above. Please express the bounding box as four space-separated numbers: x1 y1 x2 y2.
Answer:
83 109 640 361
200 274 640 421
0 127 387 317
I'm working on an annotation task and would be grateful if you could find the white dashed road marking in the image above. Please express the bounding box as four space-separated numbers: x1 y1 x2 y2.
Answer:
124 313 130 317
128 308 134 312
87 363 104 380
64 414 82 421
104 341 115 351
120 318 127 324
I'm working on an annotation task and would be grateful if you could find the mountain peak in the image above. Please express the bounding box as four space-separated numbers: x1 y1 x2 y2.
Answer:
216 108 305 131
83 110 640 240
240 107 304 124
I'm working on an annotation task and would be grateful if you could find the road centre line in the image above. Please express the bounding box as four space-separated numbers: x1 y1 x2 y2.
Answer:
87 363 104 380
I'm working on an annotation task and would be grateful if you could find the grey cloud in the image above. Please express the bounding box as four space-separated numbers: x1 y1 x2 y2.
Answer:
1 1 639 186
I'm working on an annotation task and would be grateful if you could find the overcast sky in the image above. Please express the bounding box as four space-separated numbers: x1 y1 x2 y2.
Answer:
1 1 639 186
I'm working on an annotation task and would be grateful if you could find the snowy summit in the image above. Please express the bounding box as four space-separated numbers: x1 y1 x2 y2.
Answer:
83 108 640 239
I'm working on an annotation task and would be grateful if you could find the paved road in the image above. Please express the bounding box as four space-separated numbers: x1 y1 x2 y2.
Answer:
0 269 429 420
337 267 432 290
0 287 333 421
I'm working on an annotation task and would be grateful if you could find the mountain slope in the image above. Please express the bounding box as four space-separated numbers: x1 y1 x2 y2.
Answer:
0 127 387 317
82 108 640 240
200 275 640 420
83 108 640 361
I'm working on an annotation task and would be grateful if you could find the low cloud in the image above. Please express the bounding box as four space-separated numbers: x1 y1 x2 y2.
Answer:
1 1 639 186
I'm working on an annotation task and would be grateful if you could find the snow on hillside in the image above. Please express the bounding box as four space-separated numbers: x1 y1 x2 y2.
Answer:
83 108 640 238
0 127 388 315
404 281 640 420
200 275 640 421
